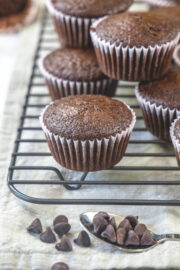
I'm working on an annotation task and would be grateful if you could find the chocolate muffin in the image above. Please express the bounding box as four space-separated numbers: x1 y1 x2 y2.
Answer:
170 118 180 168
40 95 136 171
46 0 134 48
90 11 180 81
135 66 180 141
39 48 117 100
0 0 26 17
151 7 180 27
0 0 38 34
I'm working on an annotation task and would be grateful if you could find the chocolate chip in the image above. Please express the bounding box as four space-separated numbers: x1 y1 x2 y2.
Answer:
27 218 42 234
81 217 94 232
141 230 156 246
94 212 110 221
86 222 94 232
101 224 117 243
51 262 69 270
74 230 91 247
55 235 72 252
54 223 71 237
134 224 147 239
109 217 117 231
116 227 127 246
53 215 68 226
125 230 140 246
93 215 108 234
40 227 56 243
125 215 138 229
118 218 132 231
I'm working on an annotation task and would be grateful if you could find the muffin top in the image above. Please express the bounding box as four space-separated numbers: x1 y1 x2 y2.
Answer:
93 11 178 48
51 0 133 18
43 48 107 81
152 7 180 26
138 67 180 110
174 118 180 142
43 95 134 140
0 0 26 17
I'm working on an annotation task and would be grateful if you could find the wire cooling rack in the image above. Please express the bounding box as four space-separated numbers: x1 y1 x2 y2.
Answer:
7 4 180 206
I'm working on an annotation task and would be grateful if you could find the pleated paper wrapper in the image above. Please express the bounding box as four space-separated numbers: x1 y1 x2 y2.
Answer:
39 56 118 100
39 104 136 172
136 87 180 141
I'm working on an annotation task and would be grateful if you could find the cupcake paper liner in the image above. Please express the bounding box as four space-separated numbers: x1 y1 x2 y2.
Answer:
135 87 180 141
39 56 117 100
90 19 180 81
170 118 180 168
0 0 38 33
173 44 180 66
40 104 136 172
46 0 96 48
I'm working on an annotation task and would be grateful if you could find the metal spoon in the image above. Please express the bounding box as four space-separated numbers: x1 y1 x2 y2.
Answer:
80 211 180 253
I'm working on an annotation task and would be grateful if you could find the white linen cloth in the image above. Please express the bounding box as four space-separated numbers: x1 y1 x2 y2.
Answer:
1 1 180 269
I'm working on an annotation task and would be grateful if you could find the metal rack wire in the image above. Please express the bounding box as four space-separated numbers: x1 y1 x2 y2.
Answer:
7 6 180 206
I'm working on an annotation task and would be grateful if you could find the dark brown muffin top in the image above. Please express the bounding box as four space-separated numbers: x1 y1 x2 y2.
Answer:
174 118 180 141
93 11 178 48
152 7 180 27
43 95 134 140
139 67 180 110
51 0 133 18
0 0 26 17
43 48 107 81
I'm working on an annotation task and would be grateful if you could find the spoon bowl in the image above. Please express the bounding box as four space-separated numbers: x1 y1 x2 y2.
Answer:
80 211 180 253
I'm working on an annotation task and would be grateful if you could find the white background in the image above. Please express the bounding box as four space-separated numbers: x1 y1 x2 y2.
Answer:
0 34 19 122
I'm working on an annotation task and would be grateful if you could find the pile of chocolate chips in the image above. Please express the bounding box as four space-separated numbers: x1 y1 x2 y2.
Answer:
27 215 91 252
93 212 156 247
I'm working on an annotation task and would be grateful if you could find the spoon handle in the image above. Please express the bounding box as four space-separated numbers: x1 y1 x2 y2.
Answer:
158 234 180 241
